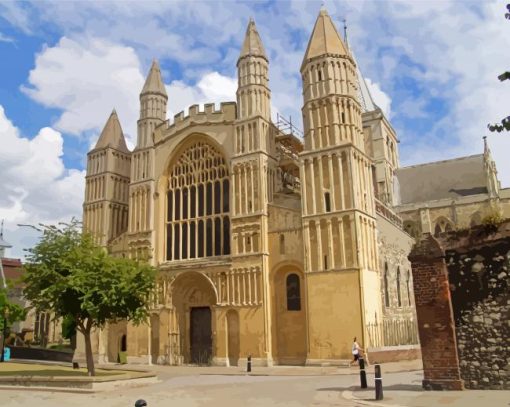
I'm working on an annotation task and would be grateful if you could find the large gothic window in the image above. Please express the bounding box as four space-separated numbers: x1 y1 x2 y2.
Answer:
166 141 230 261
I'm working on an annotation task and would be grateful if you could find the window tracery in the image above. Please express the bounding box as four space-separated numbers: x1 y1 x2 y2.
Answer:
166 141 230 261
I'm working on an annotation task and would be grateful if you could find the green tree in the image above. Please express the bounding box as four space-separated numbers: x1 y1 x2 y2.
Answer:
23 220 156 376
61 314 77 341
0 288 27 339
488 4 510 133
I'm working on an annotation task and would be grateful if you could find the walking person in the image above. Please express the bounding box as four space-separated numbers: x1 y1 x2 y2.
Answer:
349 337 364 367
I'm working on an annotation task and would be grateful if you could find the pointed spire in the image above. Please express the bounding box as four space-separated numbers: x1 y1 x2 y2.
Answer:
141 59 167 98
483 136 490 156
239 18 267 61
343 18 349 49
302 8 349 69
351 51 377 113
95 110 129 153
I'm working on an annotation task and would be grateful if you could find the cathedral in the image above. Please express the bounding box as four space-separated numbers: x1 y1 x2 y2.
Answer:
79 9 509 366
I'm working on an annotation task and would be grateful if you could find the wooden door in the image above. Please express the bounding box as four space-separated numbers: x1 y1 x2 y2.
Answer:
190 307 212 364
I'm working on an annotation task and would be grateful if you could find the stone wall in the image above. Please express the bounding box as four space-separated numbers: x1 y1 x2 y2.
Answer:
410 222 510 390
443 229 510 390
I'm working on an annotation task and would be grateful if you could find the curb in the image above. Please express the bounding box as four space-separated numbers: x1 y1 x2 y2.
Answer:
0 385 96 394
341 386 408 407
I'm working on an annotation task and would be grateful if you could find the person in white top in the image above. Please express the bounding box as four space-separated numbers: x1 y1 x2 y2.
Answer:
349 337 365 367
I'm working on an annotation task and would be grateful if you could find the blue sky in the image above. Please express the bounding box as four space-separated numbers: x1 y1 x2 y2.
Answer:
0 0 509 258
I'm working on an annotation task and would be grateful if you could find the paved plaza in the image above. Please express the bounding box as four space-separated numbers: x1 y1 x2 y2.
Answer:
0 361 508 407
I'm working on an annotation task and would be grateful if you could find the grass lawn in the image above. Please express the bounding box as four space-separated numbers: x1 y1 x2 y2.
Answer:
0 362 118 377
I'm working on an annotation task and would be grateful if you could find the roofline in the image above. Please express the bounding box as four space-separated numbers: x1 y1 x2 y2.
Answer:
398 154 484 171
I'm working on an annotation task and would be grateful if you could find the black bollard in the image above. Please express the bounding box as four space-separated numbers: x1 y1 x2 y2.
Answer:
375 364 383 400
135 400 147 407
247 354 252 373
359 356 367 388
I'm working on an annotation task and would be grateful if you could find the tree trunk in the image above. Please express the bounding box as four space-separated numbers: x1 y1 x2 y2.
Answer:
83 328 96 376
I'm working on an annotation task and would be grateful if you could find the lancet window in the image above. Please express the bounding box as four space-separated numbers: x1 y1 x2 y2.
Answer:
286 273 301 311
166 141 230 261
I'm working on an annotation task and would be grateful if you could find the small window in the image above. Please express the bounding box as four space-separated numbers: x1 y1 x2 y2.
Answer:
318 70 322 81
384 263 390 307
324 192 331 212
396 267 402 308
279 234 285 255
324 255 328 270
407 270 411 307
286 274 301 311
341 112 345 123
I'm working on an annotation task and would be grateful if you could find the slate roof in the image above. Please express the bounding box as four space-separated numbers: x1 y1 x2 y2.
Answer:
396 154 487 204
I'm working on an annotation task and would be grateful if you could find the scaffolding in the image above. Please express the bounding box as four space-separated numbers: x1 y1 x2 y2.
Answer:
275 113 304 139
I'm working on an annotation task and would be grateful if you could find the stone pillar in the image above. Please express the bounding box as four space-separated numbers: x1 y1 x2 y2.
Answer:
409 234 464 390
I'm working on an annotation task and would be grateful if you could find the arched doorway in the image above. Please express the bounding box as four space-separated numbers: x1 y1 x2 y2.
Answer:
171 271 217 365
226 309 240 366
272 265 306 365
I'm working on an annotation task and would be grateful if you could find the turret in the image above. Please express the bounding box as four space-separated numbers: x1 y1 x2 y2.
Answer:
83 110 131 245
236 19 271 122
301 9 363 151
138 59 167 148
299 8 379 362
483 136 500 198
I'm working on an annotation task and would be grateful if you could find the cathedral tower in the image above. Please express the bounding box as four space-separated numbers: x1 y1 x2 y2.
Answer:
232 19 277 364
299 9 380 361
83 110 131 245
128 60 167 260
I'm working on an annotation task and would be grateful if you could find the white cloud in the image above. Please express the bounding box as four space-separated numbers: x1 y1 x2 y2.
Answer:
0 32 15 43
365 78 392 119
21 37 145 147
166 72 237 118
3 0 510 194
0 105 86 258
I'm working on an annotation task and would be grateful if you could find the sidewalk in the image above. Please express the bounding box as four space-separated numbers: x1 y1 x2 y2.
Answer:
342 367 510 407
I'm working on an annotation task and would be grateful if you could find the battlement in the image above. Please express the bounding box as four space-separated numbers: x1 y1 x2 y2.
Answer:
154 102 237 144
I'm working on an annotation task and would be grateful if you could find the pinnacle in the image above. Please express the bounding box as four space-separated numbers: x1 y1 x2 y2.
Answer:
239 18 267 60
141 59 167 98
94 109 129 153
301 7 349 69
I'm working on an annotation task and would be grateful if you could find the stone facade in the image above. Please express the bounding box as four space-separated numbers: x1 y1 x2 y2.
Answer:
410 223 510 390
77 10 468 367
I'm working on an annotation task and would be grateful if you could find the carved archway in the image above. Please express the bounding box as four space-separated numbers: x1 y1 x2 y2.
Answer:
170 271 217 364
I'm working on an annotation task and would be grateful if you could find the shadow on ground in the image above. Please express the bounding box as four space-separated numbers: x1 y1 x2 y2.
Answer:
316 386 351 392
350 384 423 392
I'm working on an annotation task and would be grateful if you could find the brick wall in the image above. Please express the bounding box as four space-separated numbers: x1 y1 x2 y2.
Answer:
409 234 464 390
